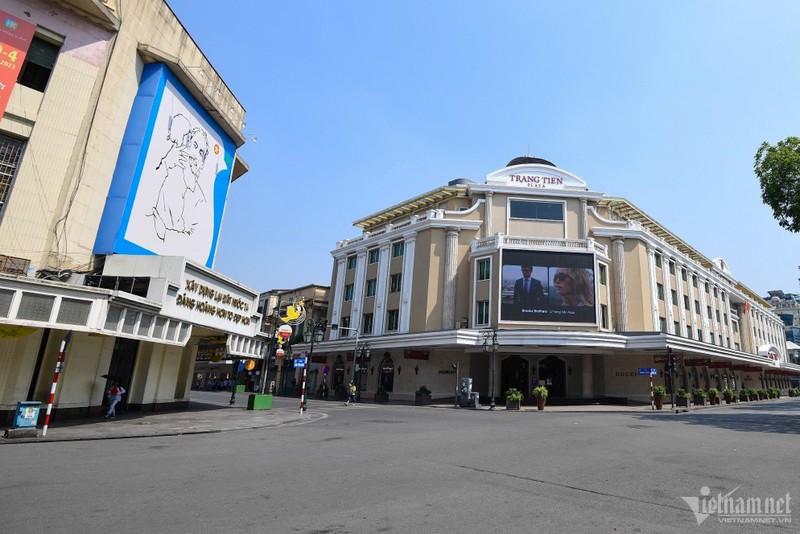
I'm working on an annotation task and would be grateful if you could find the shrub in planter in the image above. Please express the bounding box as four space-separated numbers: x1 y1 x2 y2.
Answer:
505 388 523 410
675 388 691 407
692 388 707 406
707 388 719 405
532 385 548 410
653 385 667 410
415 385 432 406
722 388 736 404
758 388 770 400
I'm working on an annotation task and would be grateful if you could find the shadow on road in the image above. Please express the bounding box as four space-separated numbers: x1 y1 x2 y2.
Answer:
632 403 800 435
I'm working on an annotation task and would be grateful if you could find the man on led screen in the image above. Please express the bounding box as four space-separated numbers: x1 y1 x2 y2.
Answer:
513 265 545 310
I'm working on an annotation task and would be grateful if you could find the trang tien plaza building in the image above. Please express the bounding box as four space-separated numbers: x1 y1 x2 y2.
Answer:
294 156 800 405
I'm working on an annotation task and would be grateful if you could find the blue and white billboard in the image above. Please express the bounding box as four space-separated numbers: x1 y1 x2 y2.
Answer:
94 63 235 268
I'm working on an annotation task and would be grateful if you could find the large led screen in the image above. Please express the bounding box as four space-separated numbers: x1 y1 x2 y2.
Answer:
501 250 596 323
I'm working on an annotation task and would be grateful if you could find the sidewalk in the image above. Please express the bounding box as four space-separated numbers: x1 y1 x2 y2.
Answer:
1 401 325 444
3 396 754 444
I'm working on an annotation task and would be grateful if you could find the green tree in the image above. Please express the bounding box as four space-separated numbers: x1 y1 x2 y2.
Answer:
754 136 800 232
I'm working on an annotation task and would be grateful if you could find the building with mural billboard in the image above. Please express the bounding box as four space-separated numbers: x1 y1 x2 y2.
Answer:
0 0 265 424
298 156 800 405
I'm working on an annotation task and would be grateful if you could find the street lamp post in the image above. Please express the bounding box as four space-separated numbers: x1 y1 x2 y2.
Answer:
354 341 370 401
482 329 499 410
301 318 326 414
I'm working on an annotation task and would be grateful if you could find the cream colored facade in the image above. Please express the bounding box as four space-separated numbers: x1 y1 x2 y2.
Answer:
0 0 263 425
303 157 800 405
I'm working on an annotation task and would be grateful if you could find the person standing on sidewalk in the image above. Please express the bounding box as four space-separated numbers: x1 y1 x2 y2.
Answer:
344 382 356 406
105 381 126 419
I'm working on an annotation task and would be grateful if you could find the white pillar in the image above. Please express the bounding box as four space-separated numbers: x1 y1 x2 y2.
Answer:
442 227 460 330
613 237 628 331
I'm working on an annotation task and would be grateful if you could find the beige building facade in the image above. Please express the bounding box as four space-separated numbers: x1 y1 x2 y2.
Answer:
0 0 265 425
302 156 800 405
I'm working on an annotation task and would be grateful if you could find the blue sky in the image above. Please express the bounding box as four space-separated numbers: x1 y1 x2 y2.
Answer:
169 1 800 297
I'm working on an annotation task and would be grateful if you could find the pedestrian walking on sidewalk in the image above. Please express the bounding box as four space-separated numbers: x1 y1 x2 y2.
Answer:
105 381 126 419
344 382 356 406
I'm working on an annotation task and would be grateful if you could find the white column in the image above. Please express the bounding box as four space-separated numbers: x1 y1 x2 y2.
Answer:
698 278 710 342
484 191 493 236
373 242 391 334
646 246 659 331
612 237 628 332
398 233 417 333
662 254 674 333
676 265 687 337
687 271 699 339
442 227 460 330
351 249 367 336
330 257 347 341
579 197 588 239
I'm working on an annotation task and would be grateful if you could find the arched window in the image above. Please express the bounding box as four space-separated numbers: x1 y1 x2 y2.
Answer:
379 353 394 392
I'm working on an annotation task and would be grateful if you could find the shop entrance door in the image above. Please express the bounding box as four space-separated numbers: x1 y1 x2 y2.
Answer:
537 355 566 397
104 338 138 408
501 355 529 398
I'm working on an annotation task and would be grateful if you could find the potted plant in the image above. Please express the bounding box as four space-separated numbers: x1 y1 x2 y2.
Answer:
722 387 736 404
739 389 750 402
692 388 707 407
505 388 523 410
758 388 770 401
374 386 389 403
532 385 548 410
653 385 667 410
415 385 432 406
707 387 719 405
675 388 691 408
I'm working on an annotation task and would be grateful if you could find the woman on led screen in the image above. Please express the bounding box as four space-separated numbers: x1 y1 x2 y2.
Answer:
551 267 594 307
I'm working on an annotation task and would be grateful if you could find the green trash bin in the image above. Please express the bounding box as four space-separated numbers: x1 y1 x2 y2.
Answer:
247 394 272 410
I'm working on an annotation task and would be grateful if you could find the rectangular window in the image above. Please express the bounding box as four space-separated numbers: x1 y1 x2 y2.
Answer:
344 284 354 301
710 333 715 345
668 261 675 275
723 313 727 324
681 269 687 282
683 295 690 310
476 301 490 326
692 275 698 288
341 316 350 330
704 282 709 294
366 278 377 297
347 255 357 270
368 248 380 264
670 289 677 305
735 342 740 351
695 300 700 313
674 322 680 336
390 273 402 293
0 134 26 213
19 37 60 92
509 199 564 221
715 310 721 322
659 317 667 333
386 309 399 331
707 306 712 319
713 287 718 298
362 313 374 335
655 254 662 268
599 264 607 285
657 283 664 301
392 241 404 257
478 259 491 281
600 304 608 329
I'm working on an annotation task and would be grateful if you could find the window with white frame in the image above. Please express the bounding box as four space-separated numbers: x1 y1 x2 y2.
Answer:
476 301 490 325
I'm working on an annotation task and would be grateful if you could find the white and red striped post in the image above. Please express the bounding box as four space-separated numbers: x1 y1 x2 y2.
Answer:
42 331 72 436
299 351 308 414
650 374 654 410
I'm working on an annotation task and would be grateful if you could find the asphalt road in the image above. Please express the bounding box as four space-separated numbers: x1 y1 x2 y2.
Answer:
1 395 798 534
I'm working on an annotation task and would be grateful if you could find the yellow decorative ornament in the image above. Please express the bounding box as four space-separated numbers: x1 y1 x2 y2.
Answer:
281 301 306 325
0 325 37 338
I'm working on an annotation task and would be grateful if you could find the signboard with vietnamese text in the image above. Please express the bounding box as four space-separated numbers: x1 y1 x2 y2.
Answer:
0 10 36 119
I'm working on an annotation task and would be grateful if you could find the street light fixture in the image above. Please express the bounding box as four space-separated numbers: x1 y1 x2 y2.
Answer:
482 329 499 410
354 341 370 401
300 318 326 414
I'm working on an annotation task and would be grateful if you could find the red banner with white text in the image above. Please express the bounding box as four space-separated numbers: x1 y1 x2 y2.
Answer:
0 10 36 119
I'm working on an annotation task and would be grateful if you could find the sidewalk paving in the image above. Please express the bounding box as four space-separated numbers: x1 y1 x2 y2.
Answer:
1 396 767 444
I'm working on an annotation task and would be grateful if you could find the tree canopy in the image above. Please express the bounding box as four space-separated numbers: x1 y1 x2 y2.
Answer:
754 136 800 233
